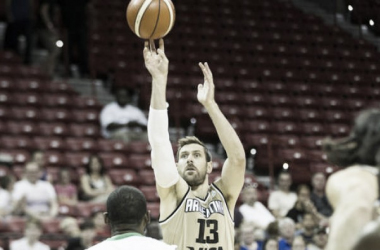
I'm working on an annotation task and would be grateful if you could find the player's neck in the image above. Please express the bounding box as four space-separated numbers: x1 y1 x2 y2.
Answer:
190 181 210 199
111 225 144 236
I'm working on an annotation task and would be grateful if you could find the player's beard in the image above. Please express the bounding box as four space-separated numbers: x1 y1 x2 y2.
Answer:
183 163 208 187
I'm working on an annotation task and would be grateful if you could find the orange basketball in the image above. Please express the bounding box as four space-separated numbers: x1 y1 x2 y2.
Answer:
126 0 176 40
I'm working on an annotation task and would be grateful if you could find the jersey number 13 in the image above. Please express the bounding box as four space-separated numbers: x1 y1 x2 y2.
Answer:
195 219 219 244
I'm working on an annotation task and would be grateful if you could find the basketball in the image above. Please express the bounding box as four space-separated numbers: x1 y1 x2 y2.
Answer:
126 0 176 40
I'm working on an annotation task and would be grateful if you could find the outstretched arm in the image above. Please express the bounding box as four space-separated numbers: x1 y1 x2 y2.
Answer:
144 40 188 215
325 167 377 250
198 63 246 207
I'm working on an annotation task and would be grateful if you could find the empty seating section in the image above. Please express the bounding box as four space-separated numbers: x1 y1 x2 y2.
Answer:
88 0 380 175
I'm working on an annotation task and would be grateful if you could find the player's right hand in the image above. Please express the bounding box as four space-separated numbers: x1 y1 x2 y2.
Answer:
143 39 169 81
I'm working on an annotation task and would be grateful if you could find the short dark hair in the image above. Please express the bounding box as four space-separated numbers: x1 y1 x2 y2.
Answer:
80 220 95 230
177 136 212 162
106 185 147 226
322 108 380 167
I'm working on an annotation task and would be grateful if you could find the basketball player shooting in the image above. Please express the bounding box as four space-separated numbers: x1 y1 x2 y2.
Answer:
143 39 246 250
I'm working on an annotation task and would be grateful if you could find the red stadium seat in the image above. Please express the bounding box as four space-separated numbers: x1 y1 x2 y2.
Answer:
10 107 41 120
299 123 326 136
58 204 78 217
128 155 151 170
6 217 26 232
65 138 97 152
45 80 75 94
41 108 72 122
12 93 41 106
17 79 44 92
300 136 324 150
273 121 298 134
38 122 70 137
127 141 151 155
138 169 156 186
42 94 71 108
6 121 39 136
243 120 273 134
97 139 128 153
245 106 271 120
65 152 90 168
140 186 159 202
108 169 139 185
41 218 62 234
0 91 11 105
44 151 66 166
71 96 103 110
75 202 106 218
71 109 99 124
69 123 101 138
99 152 128 169
272 107 297 121
298 109 323 122
0 136 33 150
32 137 66 151
272 135 300 149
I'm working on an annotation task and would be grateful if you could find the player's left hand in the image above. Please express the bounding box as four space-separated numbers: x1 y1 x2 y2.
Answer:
197 62 216 107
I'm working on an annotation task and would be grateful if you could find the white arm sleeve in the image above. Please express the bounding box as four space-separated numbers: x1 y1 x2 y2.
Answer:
148 107 180 188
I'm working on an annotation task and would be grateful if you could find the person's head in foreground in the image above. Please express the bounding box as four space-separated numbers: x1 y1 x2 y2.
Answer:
104 185 149 235
263 237 279 250
25 219 43 243
292 235 307 250
322 108 380 168
176 136 213 187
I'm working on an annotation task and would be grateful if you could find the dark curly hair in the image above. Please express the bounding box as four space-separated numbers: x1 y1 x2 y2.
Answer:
322 108 380 167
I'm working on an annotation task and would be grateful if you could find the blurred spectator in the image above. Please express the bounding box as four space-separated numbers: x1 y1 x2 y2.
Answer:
266 221 280 239
59 216 81 238
286 185 324 228
79 155 114 203
10 219 50 250
36 0 61 76
239 185 275 230
292 235 307 250
278 218 295 250
11 161 58 221
296 213 317 245
310 172 333 217
58 0 90 77
66 220 96 250
54 168 78 206
4 0 34 64
268 171 297 218
0 175 14 217
146 220 163 240
31 150 52 183
263 237 279 250
234 207 244 229
239 222 259 250
91 209 109 237
100 87 148 143
307 227 328 250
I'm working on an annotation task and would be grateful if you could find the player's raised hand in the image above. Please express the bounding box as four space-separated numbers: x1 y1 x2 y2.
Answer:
143 39 169 80
197 62 216 107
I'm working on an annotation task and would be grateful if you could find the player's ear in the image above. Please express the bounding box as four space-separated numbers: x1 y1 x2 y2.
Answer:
145 210 151 225
103 212 109 225
207 161 213 174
